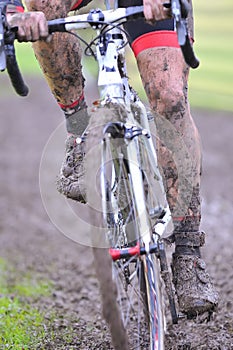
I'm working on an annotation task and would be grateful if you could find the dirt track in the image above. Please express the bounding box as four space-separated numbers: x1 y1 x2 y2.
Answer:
0 76 233 349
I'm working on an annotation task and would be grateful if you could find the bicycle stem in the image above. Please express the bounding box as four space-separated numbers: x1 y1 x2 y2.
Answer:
96 25 132 105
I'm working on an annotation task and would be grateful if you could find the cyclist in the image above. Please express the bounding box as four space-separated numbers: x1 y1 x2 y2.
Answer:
6 0 218 317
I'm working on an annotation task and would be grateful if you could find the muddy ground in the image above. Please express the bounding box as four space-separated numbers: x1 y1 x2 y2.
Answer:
0 76 233 349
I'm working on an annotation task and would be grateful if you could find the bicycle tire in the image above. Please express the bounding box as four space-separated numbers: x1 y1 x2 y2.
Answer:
85 103 165 350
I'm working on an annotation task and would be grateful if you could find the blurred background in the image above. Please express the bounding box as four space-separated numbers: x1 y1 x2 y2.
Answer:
4 0 233 113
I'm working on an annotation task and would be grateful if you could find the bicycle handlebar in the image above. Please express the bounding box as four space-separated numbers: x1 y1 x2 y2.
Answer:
171 0 199 68
1 3 199 96
48 6 144 32
0 3 29 96
5 31 29 96
48 5 199 69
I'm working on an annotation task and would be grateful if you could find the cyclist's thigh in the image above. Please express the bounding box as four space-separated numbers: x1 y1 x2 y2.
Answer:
119 0 194 111
25 0 92 17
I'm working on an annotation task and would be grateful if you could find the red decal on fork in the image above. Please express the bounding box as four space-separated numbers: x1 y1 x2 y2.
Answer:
109 248 121 261
109 242 140 261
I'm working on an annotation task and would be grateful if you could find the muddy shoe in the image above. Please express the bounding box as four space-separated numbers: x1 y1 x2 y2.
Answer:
171 254 218 318
57 134 86 203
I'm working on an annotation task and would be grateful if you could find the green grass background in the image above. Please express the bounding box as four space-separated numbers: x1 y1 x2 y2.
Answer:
7 0 233 112
189 0 233 112
0 258 50 348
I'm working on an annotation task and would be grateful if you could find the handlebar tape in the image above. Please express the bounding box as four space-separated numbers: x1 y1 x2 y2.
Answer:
181 35 200 69
5 42 29 96
48 20 66 34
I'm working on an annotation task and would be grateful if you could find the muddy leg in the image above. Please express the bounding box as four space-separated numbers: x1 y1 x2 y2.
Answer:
137 46 202 234
25 0 84 108
25 0 90 202
136 42 218 317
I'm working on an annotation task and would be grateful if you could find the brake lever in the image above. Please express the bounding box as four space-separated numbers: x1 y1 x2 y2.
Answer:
0 2 29 96
164 0 199 68
163 0 189 45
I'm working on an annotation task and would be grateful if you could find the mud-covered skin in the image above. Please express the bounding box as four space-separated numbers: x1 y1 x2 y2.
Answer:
25 0 90 202
135 35 219 315
135 2 201 234
136 43 219 314
25 0 85 106
136 45 202 234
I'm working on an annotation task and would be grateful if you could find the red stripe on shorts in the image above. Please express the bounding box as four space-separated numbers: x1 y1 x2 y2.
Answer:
70 0 83 10
16 6 24 12
7 6 24 13
132 30 179 57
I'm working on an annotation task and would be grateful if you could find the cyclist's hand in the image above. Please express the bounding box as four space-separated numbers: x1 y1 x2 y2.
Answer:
143 0 171 22
7 11 49 42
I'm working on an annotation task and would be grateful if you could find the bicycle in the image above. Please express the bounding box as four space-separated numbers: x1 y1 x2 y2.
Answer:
0 1 199 349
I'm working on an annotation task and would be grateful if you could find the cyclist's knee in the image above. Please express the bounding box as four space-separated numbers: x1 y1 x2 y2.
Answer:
158 86 187 118
136 46 189 116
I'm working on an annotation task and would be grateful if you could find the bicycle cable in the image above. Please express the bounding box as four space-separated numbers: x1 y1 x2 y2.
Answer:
64 19 130 60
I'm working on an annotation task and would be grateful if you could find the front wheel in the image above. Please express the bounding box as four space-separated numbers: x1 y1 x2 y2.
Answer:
85 103 165 349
